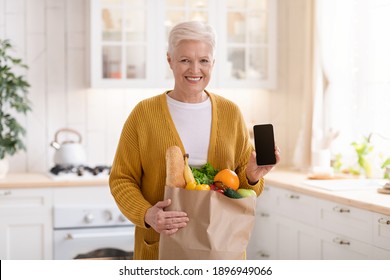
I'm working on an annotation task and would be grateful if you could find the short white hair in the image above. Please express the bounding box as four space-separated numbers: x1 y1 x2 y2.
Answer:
167 21 216 57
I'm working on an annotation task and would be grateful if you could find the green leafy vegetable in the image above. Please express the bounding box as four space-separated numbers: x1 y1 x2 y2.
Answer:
191 163 219 185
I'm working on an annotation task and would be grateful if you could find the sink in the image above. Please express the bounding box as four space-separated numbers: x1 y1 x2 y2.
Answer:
303 179 387 191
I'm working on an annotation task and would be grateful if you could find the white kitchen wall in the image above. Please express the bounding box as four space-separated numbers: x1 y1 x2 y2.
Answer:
0 0 311 173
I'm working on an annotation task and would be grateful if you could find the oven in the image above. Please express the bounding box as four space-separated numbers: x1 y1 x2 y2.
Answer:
53 205 135 260
51 167 135 260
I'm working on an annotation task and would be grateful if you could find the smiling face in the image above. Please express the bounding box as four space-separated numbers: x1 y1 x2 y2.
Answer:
167 40 215 102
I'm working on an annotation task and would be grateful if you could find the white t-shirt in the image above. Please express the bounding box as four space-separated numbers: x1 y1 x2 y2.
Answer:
166 94 212 167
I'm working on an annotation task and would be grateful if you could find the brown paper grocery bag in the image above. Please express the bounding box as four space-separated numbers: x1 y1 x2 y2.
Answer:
159 185 256 260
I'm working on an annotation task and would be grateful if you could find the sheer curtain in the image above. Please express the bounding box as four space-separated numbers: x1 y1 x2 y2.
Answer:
314 0 356 149
312 0 390 177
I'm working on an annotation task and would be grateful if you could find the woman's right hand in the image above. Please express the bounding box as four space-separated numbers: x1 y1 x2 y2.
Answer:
145 199 189 235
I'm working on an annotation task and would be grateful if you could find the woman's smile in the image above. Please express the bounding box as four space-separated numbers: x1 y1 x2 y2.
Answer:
186 76 202 82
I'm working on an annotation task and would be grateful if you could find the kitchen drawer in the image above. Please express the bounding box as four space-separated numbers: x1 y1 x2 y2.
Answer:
318 200 373 243
320 230 372 260
276 188 320 226
373 213 390 251
256 185 279 212
0 188 52 216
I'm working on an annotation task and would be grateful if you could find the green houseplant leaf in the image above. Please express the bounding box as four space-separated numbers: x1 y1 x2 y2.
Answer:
0 39 32 160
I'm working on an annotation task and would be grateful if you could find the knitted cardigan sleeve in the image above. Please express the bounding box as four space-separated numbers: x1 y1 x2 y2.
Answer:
109 94 180 229
109 102 153 228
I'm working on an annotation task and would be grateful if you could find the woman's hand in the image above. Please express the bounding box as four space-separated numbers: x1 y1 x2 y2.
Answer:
246 146 281 184
144 199 189 235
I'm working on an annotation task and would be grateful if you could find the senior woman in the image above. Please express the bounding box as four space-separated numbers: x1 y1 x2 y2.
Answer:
109 21 280 260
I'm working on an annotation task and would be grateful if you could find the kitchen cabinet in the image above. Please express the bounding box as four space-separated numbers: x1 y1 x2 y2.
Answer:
90 0 277 89
318 200 373 244
317 200 374 259
0 188 53 260
247 186 277 259
247 186 322 259
248 184 390 260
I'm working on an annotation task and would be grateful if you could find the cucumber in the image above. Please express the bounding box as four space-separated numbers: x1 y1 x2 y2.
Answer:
223 187 243 199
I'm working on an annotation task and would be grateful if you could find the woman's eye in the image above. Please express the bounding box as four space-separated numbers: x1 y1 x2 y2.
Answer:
200 59 209 64
180 59 190 63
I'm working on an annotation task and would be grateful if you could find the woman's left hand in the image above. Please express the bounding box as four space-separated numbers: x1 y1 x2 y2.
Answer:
246 146 281 184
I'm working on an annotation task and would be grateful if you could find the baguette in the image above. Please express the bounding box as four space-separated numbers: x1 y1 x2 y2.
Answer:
165 146 186 188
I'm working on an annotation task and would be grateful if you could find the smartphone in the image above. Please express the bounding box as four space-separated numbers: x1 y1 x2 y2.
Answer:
253 124 276 166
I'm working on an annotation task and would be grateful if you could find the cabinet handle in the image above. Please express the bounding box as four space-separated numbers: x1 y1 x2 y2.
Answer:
333 237 350 246
378 218 390 225
288 194 300 199
259 251 270 258
0 190 12 196
65 231 132 240
333 206 350 213
260 212 270 217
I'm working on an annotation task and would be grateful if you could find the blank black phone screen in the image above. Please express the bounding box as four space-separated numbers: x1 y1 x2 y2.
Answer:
253 124 276 166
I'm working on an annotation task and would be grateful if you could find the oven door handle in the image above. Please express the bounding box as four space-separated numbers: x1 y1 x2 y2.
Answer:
65 231 133 240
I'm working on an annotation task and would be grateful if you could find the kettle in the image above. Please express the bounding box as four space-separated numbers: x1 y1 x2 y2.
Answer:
50 128 87 166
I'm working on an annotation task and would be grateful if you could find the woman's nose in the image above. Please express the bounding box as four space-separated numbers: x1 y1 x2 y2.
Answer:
189 61 201 72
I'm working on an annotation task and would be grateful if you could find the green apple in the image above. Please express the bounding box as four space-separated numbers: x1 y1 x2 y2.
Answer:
237 188 257 198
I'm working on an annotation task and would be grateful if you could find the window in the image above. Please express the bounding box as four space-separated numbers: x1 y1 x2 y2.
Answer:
317 0 390 177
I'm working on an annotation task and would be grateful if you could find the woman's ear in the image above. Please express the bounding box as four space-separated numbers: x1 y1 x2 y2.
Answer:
167 52 173 69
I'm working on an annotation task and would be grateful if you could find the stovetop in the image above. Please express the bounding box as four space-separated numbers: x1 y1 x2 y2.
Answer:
48 165 111 181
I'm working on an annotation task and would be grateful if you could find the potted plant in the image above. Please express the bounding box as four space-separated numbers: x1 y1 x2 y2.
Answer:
0 39 32 177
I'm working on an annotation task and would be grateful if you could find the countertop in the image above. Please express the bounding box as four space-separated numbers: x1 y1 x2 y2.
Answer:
265 168 390 216
0 173 108 188
1 170 389 215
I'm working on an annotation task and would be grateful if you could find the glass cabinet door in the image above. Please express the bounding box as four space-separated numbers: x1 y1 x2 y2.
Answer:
92 0 148 86
222 0 275 87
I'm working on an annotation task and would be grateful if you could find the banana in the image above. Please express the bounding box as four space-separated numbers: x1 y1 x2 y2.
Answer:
183 154 196 184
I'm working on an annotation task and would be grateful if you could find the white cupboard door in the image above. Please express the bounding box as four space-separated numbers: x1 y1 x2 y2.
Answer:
0 188 53 260
275 218 298 259
275 216 320 260
0 215 52 260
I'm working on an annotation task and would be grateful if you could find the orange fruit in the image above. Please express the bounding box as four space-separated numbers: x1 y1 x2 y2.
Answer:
214 169 240 190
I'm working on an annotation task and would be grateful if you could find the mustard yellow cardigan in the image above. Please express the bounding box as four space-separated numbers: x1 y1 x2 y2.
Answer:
109 91 264 260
